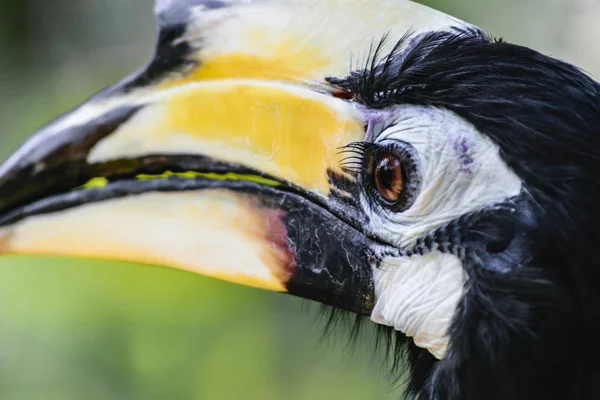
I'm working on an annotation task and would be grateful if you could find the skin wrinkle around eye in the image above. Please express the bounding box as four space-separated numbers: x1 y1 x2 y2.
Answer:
363 105 522 250
366 105 522 359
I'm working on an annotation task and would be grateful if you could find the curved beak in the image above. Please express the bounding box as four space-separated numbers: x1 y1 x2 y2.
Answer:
0 0 461 316
0 77 383 316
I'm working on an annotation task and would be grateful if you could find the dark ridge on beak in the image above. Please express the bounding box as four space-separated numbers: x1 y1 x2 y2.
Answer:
105 0 236 96
0 106 141 216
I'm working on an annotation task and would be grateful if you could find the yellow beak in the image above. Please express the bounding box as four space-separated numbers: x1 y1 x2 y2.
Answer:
0 79 365 294
0 0 462 313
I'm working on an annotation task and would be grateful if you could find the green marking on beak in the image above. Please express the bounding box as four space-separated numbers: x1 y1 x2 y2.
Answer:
78 171 281 190
79 177 110 189
135 171 281 187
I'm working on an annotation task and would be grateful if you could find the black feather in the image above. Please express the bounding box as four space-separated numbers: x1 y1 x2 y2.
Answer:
330 29 600 399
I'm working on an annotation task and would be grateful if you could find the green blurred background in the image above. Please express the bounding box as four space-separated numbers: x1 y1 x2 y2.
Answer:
0 1 598 399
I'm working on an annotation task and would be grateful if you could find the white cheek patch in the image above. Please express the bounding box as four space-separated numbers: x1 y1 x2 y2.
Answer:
366 105 523 249
366 106 521 359
371 251 467 359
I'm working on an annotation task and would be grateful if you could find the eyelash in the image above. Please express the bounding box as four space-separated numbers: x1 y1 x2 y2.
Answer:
338 140 421 215
327 31 413 107
327 28 489 108
337 141 376 173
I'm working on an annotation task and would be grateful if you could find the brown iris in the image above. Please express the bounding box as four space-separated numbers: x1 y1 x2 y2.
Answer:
374 153 404 203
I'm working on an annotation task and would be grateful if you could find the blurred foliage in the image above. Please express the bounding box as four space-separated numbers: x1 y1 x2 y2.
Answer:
0 255 393 399
0 1 598 399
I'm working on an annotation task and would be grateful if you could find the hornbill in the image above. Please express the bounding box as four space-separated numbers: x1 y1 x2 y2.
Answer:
0 0 599 398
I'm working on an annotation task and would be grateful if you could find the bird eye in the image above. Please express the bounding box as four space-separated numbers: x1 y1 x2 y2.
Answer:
374 153 404 203
362 141 420 213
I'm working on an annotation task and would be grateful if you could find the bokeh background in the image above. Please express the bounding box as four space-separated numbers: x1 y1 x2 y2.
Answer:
0 1 598 399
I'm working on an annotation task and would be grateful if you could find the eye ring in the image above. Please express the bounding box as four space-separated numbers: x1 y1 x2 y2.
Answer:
364 141 421 212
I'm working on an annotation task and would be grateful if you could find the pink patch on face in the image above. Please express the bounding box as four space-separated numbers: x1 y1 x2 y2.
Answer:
255 207 297 284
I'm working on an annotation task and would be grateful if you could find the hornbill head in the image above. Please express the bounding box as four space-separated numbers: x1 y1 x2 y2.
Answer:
1 1 599 399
